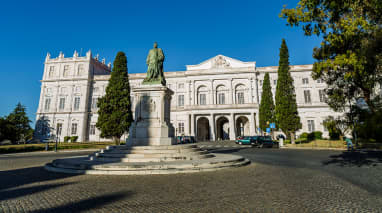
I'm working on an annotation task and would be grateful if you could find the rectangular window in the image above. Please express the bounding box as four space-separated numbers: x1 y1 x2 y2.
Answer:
63 65 69 77
218 93 225 105
259 80 263 86
71 123 77 135
319 90 326 103
56 123 62 136
317 79 323 83
237 92 245 104
304 90 311 103
91 98 98 109
44 98 51 111
178 122 184 134
178 95 184 106
308 120 315 132
90 124 96 135
199 94 206 105
302 78 309 84
178 83 184 89
274 80 277 85
59 98 65 110
74 97 80 110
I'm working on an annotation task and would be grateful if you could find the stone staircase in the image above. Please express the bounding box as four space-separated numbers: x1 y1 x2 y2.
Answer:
45 144 250 175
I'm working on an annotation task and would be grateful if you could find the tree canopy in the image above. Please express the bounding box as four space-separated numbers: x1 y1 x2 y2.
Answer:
259 73 275 132
275 39 301 143
280 0 382 113
96 52 133 144
1 102 33 143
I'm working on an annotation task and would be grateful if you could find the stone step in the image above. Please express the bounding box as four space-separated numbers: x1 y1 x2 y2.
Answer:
94 150 209 159
46 158 250 175
106 144 197 151
99 147 204 154
91 153 215 163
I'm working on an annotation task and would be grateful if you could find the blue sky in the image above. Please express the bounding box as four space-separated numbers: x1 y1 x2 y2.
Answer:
0 0 320 125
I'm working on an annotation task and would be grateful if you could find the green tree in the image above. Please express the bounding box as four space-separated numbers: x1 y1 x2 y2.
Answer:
6 103 32 143
259 73 275 132
275 39 301 144
0 117 17 142
96 52 133 145
280 0 382 113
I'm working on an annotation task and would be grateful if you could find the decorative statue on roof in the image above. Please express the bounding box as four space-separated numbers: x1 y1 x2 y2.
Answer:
142 42 166 85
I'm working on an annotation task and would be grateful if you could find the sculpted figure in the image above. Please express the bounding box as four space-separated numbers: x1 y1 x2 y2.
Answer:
143 42 166 85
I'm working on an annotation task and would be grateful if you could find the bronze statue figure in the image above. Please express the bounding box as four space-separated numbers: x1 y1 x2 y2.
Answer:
142 42 166 85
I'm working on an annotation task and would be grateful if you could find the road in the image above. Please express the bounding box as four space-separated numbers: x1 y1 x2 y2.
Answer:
0 144 381 212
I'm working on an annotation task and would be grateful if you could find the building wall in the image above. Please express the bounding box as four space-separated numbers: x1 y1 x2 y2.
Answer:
35 53 341 142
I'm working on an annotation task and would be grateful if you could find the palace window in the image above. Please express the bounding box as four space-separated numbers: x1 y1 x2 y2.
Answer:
199 94 206 105
178 122 184 134
317 79 323 83
319 90 326 103
91 98 98 110
74 97 80 111
218 93 225 105
49 66 55 77
59 98 65 110
302 78 309 84
178 95 184 107
63 65 69 77
71 123 78 135
259 80 263 86
237 92 245 104
56 123 62 136
44 98 51 111
78 64 84 75
304 90 311 103
93 87 99 93
90 124 96 135
274 80 277 85
178 83 184 89
307 120 315 132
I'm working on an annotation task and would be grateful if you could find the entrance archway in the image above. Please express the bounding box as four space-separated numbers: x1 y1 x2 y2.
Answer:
216 116 230 140
236 116 250 137
197 117 210 141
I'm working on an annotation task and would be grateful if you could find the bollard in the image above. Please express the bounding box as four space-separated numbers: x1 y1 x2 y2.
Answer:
45 142 49 151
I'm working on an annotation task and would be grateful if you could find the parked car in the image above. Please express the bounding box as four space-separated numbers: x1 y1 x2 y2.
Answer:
256 137 279 148
176 136 185 144
236 136 259 145
183 136 195 143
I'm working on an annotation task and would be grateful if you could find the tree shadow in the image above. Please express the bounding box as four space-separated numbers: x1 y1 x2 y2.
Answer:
31 191 132 213
322 150 382 167
0 166 78 192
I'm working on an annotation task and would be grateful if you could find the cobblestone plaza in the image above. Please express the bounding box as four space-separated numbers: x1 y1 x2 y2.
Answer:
1 146 382 212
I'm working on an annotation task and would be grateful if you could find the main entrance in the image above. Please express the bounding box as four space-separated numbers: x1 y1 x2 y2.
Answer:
216 116 230 140
197 117 210 141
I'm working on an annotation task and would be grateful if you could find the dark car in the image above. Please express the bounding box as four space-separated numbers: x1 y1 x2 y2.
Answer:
236 136 259 145
256 136 279 148
183 136 195 143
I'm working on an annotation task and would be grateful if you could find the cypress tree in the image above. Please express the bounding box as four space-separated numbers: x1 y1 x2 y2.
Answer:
259 73 275 132
275 39 301 144
6 102 32 143
96 52 133 145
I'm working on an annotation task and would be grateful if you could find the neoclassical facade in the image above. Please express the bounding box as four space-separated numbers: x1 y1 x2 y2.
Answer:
35 51 341 142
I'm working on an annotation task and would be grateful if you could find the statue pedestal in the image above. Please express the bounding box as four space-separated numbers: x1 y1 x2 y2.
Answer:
128 85 175 146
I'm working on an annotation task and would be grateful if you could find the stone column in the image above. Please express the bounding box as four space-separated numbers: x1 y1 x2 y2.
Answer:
190 113 195 137
229 113 236 140
209 114 215 141
230 78 234 104
250 77 254 103
192 80 196 105
250 112 256 135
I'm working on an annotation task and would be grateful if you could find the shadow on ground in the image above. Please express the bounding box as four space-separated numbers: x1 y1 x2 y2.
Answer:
322 150 382 167
0 166 79 200
31 191 132 213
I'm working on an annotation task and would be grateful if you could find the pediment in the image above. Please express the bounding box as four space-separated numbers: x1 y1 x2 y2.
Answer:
186 55 256 71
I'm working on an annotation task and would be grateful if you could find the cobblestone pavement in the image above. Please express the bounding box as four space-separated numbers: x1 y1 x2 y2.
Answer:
1 145 382 212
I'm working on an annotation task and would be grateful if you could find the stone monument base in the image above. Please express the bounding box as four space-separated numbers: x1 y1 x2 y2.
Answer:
128 84 175 146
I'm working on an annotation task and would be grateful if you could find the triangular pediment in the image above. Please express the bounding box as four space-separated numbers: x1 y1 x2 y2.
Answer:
186 55 256 71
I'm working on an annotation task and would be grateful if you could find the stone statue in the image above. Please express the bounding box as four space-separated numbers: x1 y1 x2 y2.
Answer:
142 42 166 85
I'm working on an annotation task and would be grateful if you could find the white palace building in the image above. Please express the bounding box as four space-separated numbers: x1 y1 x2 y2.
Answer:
35 51 341 142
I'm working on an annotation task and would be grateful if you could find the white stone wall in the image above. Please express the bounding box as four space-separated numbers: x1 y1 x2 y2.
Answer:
36 54 340 142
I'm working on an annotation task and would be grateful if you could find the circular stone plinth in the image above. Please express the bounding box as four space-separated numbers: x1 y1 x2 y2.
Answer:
44 145 250 175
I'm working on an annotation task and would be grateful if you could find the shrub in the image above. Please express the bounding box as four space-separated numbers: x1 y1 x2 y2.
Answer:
64 136 70 142
314 131 323 140
299 132 309 139
70 136 78 143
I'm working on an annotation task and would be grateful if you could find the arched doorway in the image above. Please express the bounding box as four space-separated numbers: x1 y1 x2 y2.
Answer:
236 116 250 137
216 116 230 140
197 117 210 141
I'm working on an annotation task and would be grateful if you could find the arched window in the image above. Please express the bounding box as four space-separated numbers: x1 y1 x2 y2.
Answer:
235 84 247 104
197 86 208 105
216 85 227 105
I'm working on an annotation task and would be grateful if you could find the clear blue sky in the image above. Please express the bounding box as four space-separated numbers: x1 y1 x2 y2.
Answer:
0 0 320 126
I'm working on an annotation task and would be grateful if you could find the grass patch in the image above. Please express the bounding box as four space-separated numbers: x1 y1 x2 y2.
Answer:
285 140 346 149
0 142 116 154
